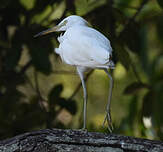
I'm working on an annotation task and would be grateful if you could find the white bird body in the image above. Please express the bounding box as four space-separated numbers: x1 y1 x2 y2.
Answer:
56 25 114 69
35 15 114 131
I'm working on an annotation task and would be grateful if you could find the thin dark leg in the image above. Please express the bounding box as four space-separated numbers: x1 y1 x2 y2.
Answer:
77 67 87 130
103 69 114 132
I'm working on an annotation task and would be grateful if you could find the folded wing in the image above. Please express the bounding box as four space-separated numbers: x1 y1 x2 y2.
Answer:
58 26 113 68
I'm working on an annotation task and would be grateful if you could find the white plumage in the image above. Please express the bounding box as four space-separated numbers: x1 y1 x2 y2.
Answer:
35 15 114 131
56 26 114 69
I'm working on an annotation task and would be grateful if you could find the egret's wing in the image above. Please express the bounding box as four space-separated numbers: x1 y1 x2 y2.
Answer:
77 26 112 52
59 26 113 68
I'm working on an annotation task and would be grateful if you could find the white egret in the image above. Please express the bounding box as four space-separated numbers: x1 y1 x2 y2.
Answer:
34 15 114 131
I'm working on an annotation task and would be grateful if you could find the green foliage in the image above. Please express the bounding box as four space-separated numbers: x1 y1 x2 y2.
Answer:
114 43 131 70
0 0 163 140
120 22 142 54
156 15 163 43
46 84 77 128
142 90 154 117
29 40 52 74
124 82 149 94
157 0 163 9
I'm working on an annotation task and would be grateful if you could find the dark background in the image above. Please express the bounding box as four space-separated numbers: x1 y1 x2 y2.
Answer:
0 0 163 140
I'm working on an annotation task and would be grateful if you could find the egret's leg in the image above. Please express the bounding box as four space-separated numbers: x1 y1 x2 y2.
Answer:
77 67 87 130
103 69 114 132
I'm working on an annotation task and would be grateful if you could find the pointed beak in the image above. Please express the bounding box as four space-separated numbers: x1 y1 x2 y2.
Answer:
34 26 59 38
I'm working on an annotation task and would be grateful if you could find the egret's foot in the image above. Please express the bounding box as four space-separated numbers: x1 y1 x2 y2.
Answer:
102 111 114 132
72 128 88 133
74 128 87 133
81 127 88 132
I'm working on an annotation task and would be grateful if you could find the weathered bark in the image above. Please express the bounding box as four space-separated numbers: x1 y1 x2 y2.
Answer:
0 129 162 152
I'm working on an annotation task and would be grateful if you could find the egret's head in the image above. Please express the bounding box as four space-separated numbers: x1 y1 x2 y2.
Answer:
58 15 88 31
34 15 89 37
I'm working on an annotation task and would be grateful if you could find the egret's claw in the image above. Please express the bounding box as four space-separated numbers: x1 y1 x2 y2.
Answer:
102 111 113 132
73 128 88 133
102 114 107 128
78 128 87 132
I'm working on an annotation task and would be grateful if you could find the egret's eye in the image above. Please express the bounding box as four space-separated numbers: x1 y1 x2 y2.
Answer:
62 20 68 26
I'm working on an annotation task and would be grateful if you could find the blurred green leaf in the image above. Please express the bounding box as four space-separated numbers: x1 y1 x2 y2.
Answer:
157 0 163 8
75 0 106 16
114 43 131 70
5 48 22 70
116 0 133 8
0 71 25 87
124 82 149 95
142 91 154 117
10 96 46 135
20 0 36 10
0 0 10 9
4 28 24 70
121 22 141 54
155 56 163 78
29 39 52 74
156 15 163 43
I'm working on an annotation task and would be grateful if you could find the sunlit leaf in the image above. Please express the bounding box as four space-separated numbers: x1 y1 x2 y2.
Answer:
75 0 106 16
20 0 36 10
49 1 66 21
31 5 52 25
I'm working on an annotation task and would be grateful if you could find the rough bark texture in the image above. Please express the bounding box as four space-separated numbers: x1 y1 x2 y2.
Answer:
0 129 163 152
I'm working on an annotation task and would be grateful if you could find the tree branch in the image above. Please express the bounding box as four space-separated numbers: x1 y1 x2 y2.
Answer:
0 129 163 152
